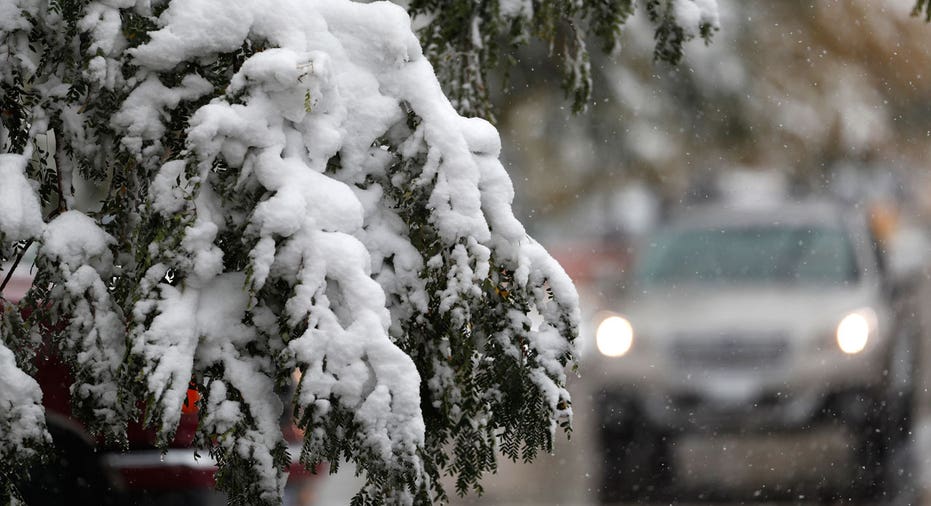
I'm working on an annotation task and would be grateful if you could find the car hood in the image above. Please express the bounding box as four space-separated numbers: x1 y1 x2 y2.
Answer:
617 284 880 340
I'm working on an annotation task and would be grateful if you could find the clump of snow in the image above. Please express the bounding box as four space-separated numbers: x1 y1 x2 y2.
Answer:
0 0 38 33
674 0 720 37
0 154 44 242
499 0 534 19
149 160 189 215
0 339 50 461
41 212 126 435
113 74 213 158
42 211 114 270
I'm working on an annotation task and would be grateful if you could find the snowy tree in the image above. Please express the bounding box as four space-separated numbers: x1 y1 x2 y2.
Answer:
0 0 717 504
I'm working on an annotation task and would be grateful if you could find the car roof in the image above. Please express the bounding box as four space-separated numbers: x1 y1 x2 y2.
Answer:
664 199 854 231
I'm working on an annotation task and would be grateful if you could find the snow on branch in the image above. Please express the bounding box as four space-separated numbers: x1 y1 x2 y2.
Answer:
1 0 579 503
0 152 49 489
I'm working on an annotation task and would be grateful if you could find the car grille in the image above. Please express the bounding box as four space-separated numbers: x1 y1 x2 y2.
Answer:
671 333 789 371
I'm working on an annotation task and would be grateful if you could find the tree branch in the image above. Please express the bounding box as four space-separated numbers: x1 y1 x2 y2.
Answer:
0 239 34 296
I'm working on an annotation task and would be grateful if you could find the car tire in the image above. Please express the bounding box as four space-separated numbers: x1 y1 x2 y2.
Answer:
851 410 888 501
849 390 913 500
883 325 918 444
598 412 671 504
854 327 920 500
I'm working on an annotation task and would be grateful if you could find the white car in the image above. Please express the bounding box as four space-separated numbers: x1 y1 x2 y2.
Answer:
590 200 918 502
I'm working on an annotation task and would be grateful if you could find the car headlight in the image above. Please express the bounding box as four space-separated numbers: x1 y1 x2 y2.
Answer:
596 315 634 357
836 308 877 355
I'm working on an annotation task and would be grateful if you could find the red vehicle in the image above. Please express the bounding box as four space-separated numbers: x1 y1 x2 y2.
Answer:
4 254 321 506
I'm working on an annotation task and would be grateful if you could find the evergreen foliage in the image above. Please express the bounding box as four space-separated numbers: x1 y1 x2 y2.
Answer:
408 0 718 118
915 0 931 21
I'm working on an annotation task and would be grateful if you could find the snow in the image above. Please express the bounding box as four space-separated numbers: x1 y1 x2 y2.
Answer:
41 212 126 433
250 152 365 237
499 0 533 18
77 2 126 57
42 211 114 269
0 0 37 33
129 2 256 71
149 160 189 215
113 74 213 157
0 154 43 242
674 0 720 38
0 341 50 460
134 283 201 433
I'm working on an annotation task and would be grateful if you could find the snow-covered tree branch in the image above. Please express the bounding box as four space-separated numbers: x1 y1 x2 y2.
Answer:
1 0 585 504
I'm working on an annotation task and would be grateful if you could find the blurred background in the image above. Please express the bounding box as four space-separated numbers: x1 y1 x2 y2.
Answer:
324 0 931 504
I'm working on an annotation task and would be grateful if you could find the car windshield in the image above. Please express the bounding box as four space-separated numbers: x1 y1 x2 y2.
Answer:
637 224 859 286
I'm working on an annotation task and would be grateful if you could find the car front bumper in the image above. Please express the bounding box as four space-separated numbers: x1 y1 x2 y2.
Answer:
588 338 890 432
